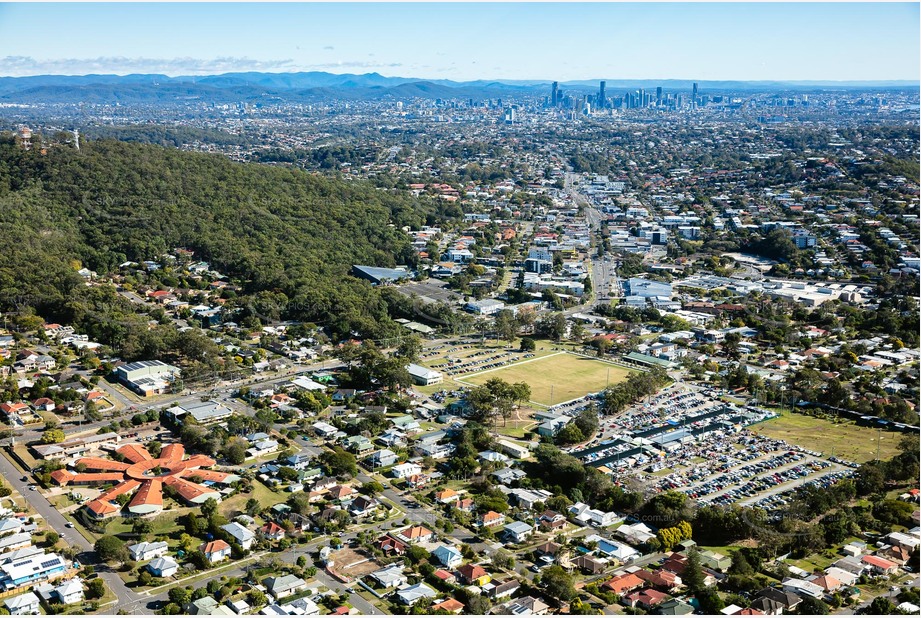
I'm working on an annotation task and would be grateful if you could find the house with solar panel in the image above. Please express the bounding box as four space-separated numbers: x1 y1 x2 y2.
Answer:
0 552 68 589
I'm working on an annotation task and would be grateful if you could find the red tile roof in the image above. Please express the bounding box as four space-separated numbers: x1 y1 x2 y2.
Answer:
201 539 230 555
117 443 153 463
128 478 163 508
862 555 897 569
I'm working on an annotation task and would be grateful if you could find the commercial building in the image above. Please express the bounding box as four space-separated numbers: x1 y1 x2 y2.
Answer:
114 360 180 396
406 364 443 386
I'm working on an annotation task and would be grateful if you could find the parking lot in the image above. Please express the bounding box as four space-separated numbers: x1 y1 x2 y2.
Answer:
397 279 463 305
570 381 859 510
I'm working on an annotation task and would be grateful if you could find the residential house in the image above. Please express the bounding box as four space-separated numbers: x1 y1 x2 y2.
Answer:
0 552 67 589
391 462 422 479
260 522 286 542
148 556 180 578
505 596 550 615
431 598 464 614
348 495 379 518
806 574 843 595
263 575 307 599
534 542 561 557
603 572 645 595
367 449 397 469
186 596 221 615
574 554 608 575
493 468 527 485
755 588 801 613
457 563 491 587
395 526 434 544
509 488 553 511
200 540 232 563
4 592 39 615
479 511 506 528
222 522 255 550
699 550 732 571
377 536 407 556
503 521 533 544
832 555 867 576
617 521 656 545
656 598 695 615
485 579 520 600
538 510 567 532
432 570 457 586
51 578 84 605
431 546 463 569
435 489 459 504
782 578 825 600
128 541 168 562
625 589 670 610
395 583 437 605
370 565 407 589
861 554 898 575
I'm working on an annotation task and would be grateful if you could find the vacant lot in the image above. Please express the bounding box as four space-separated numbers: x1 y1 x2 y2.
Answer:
329 547 380 578
750 412 902 463
463 353 634 406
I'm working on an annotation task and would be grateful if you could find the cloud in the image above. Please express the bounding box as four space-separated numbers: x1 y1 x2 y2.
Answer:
323 46 335 50
307 61 403 70
0 55 298 76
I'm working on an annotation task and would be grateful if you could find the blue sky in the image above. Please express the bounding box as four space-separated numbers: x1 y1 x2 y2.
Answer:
0 3 918 81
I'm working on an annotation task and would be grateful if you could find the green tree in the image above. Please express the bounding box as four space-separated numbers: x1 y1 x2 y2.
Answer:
683 548 706 594
86 578 106 600
94 535 129 563
540 565 577 601
41 428 66 444
222 438 249 465
245 498 262 517
168 587 191 607
795 597 829 615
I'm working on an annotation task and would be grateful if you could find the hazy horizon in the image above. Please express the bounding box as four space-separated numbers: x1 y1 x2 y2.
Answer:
0 3 918 81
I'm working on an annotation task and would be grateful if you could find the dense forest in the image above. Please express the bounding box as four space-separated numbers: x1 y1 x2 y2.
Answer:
81 125 252 148
0 134 436 340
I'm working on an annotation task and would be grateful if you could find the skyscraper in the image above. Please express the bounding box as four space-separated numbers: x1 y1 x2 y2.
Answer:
692 82 699 103
656 86 663 104
551 81 559 106
598 81 606 110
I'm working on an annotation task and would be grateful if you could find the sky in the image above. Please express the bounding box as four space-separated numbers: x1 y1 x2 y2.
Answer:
0 2 918 82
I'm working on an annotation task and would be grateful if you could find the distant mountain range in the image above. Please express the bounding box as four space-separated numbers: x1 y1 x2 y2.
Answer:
0 71 916 104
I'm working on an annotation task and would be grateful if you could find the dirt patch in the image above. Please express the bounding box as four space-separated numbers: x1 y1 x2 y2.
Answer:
328 547 380 578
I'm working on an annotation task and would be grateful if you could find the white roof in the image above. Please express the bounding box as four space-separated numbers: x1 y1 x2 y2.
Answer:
149 556 179 572
222 522 255 543
4 592 38 611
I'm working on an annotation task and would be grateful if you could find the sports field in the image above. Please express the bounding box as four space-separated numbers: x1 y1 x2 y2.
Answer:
462 352 634 406
750 411 901 463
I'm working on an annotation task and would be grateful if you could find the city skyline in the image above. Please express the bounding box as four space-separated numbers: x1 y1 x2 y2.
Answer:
0 2 919 81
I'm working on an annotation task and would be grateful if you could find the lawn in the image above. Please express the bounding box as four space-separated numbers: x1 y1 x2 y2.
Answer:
750 411 902 463
413 338 589 397
462 353 634 406
219 482 287 518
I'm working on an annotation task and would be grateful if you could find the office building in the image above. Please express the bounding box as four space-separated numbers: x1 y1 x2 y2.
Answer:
598 81 606 109
551 81 559 106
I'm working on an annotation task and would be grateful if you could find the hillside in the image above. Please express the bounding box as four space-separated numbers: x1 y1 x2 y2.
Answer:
0 135 429 340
